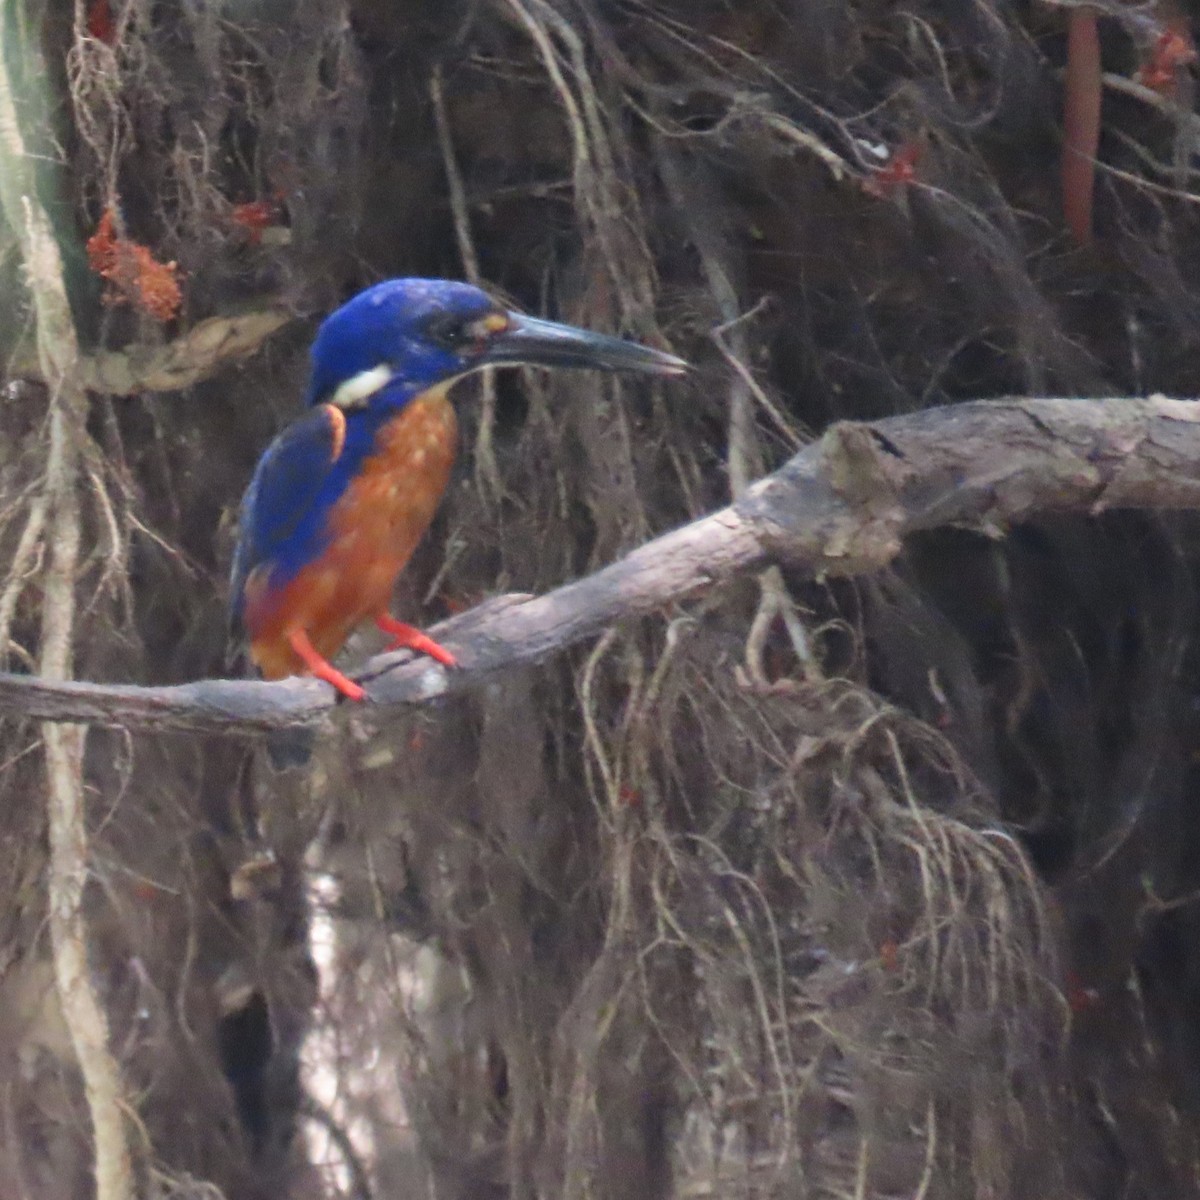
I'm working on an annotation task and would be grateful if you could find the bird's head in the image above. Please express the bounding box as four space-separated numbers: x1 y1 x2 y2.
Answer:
305 278 687 411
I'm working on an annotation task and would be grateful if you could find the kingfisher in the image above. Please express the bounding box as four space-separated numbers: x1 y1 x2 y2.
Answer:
229 278 687 701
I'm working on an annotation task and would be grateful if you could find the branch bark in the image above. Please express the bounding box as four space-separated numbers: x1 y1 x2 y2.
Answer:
0 395 1195 738
6 306 294 395
79 307 293 394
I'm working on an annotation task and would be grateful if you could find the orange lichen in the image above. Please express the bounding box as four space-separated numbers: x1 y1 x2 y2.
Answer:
230 191 286 245
86 209 182 322
85 208 118 274
1136 24 1197 95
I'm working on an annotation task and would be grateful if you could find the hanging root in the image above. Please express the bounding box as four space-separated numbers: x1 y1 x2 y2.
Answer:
549 620 1064 1198
0 14 134 1199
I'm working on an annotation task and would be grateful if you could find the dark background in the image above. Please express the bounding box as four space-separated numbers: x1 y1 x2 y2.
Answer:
3 1 1200 1196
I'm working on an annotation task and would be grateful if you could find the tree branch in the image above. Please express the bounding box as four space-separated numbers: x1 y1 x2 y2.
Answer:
7 307 294 395
80 307 293 394
0 395 1196 737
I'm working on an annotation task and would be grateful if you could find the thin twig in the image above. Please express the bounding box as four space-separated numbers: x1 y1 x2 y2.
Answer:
430 64 503 503
710 301 806 451
656 140 815 678
506 0 655 319
300 1095 374 1200
1101 70 1200 132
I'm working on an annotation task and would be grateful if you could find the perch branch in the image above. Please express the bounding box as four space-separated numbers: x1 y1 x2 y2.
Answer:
0 397 1195 737
0 8 134 1199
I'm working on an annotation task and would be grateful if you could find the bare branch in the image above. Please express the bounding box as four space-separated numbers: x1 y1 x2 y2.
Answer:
81 307 292 394
0 396 1195 738
8 307 293 396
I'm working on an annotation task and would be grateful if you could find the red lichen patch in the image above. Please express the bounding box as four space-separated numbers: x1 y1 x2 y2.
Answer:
229 191 287 245
1064 968 1101 1015
87 209 182 322
86 0 116 44
1136 24 1197 95
879 938 900 973
439 591 480 615
85 208 118 274
862 140 922 198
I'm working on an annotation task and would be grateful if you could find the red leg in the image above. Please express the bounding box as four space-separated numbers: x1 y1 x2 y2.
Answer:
286 627 365 701
374 614 457 667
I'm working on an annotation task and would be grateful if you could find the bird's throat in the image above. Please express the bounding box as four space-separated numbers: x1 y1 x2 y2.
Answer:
322 389 458 621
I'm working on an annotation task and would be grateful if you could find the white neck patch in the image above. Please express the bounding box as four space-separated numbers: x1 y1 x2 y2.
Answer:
330 364 393 410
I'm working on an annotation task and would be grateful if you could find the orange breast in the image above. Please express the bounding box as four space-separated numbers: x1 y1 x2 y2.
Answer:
248 392 458 679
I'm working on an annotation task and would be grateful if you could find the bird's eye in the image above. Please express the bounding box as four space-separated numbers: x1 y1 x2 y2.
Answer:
425 313 469 347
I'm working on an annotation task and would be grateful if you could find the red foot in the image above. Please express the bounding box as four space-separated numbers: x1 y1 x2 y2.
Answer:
286 627 365 701
375 614 457 667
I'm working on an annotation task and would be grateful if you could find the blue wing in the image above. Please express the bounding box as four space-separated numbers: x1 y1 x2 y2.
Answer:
228 405 346 627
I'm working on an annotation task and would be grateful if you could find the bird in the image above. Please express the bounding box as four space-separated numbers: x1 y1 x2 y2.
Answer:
229 277 687 703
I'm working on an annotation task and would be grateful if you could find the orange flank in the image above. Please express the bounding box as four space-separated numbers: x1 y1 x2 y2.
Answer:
245 391 458 691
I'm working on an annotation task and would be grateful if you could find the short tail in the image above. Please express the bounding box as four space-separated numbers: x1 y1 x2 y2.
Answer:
266 726 315 770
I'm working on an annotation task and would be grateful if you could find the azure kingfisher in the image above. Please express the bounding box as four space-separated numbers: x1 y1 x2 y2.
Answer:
229 278 687 701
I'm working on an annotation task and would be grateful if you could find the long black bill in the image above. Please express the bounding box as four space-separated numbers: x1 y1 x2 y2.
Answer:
481 313 688 377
